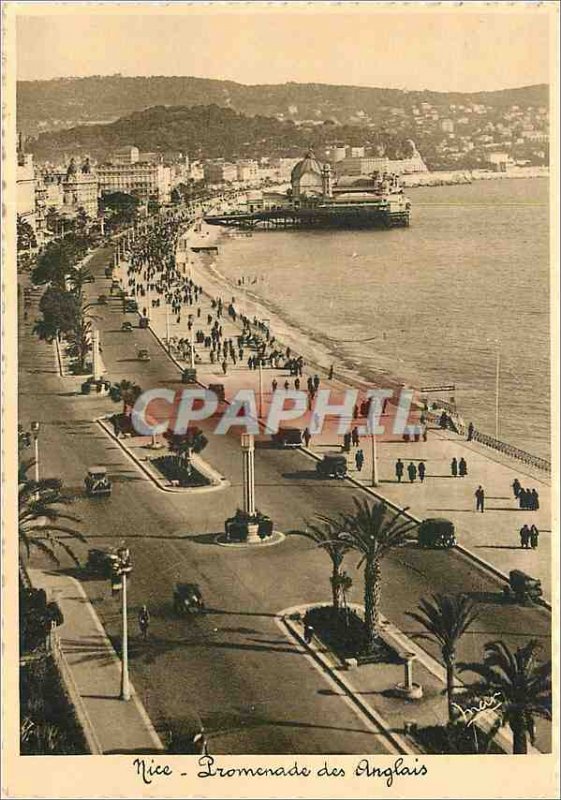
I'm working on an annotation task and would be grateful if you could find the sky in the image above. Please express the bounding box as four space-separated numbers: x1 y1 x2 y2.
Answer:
16 5 553 92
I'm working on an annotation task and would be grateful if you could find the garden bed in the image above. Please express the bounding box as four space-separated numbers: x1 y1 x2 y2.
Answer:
304 605 400 664
151 455 211 487
411 722 503 755
20 654 87 755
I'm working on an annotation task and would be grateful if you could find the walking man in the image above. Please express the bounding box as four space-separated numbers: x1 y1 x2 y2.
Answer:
351 426 360 448
530 524 539 550
451 457 458 478
395 458 404 483
467 422 474 441
475 485 485 513
355 449 364 472
512 478 521 498
418 461 426 483
303 427 311 448
407 462 417 483
520 524 530 549
138 605 150 641
458 457 467 477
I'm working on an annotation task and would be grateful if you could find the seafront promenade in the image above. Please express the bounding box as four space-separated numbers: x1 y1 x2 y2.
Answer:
121 226 552 602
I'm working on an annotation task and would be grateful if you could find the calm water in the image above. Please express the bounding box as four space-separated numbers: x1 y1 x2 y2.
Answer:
207 179 550 458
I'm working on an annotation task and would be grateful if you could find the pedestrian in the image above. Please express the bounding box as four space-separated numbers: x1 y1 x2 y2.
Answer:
530 524 539 550
138 605 150 641
355 449 364 472
512 478 521 498
531 488 539 511
303 427 311 448
294 378 300 390
221 360 227 375
451 457 458 478
520 524 530 549
395 458 404 483
284 379 290 391
519 488 528 510
342 432 351 453
467 422 474 441
351 426 360 448
475 485 485 513
418 461 426 483
272 379 278 392
313 374 320 392
328 364 334 381
458 457 467 477
407 462 417 483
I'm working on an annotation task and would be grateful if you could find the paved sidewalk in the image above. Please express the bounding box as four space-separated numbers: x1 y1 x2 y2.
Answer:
29 569 164 755
112 229 552 602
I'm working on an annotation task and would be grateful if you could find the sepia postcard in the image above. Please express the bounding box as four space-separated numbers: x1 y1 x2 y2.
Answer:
2 2 559 798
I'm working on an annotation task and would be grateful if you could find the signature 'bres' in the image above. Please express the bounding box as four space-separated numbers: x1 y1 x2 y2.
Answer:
452 692 503 727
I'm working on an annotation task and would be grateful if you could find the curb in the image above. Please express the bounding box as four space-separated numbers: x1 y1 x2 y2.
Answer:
278 610 413 756
299 446 552 612
95 417 228 494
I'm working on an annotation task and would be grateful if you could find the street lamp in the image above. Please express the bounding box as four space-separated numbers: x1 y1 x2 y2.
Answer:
30 421 40 486
113 545 133 701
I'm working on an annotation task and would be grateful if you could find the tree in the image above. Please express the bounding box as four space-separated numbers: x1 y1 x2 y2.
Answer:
17 215 37 251
110 379 142 414
290 518 351 611
19 459 85 566
337 497 418 653
164 428 208 477
407 593 479 722
460 640 551 754
34 287 79 342
99 192 139 227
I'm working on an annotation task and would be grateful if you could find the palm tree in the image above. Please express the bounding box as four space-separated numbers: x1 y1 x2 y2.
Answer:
110 379 142 414
407 593 479 722
338 497 418 654
19 459 85 566
164 428 208 477
460 639 551 754
290 518 352 611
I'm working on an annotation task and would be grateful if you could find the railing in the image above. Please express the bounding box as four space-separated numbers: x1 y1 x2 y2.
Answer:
426 410 551 474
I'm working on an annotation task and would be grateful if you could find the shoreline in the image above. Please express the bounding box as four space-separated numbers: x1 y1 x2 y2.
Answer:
183 222 549 469
402 166 549 188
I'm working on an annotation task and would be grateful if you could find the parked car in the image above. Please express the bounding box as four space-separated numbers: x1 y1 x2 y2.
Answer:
181 368 198 384
84 466 112 497
208 383 226 402
272 427 303 447
138 348 150 362
139 316 150 329
111 279 121 291
417 518 456 549
124 297 138 313
121 321 133 332
316 453 348 478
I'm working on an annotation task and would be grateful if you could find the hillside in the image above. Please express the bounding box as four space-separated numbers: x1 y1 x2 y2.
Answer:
27 104 413 163
17 74 548 135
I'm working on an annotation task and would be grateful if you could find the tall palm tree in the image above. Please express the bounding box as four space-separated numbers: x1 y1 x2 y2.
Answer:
407 593 479 722
338 497 418 654
290 518 351 611
460 639 551 754
19 459 85 566
110 379 142 414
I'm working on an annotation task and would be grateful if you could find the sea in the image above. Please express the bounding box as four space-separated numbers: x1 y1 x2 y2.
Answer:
203 178 551 459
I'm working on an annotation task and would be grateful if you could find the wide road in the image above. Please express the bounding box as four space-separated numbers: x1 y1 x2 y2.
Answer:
18 246 551 754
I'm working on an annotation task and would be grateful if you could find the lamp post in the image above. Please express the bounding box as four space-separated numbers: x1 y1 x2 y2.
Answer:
370 429 378 488
115 545 132 701
258 359 264 420
495 339 500 440
30 421 40 487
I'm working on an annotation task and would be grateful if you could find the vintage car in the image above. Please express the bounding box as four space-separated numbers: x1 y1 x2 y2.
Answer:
84 466 112 497
417 518 457 549
124 297 139 313
173 583 205 616
138 348 151 362
121 321 133 332
503 569 543 604
208 383 226 402
104 266 114 279
139 316 150 329
86 548 119 577
181 368 198 384
111 279 121 291
316 453 348 479
272 427 302 448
